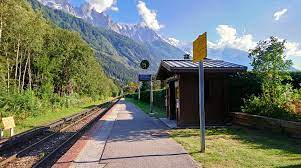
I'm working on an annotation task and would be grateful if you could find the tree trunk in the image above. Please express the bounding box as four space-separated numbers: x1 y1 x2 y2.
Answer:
18 49 23 92
6 56 9 92
28 53 32 90
21 51 30 91
0 12 3 44
14 39 20 88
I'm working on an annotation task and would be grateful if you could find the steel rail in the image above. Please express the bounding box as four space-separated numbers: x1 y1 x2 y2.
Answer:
33 98 119 168
0 98 120 167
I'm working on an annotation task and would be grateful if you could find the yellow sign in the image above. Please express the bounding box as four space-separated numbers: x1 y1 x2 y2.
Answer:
193 32 207 63
2 117 15 130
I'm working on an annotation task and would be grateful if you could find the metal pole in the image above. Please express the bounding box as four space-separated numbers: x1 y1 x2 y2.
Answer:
138 82 141 100
150 75 153 113
199 61 205 153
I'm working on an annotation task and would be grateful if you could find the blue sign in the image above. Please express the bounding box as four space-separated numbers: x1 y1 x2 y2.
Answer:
138 74 151 81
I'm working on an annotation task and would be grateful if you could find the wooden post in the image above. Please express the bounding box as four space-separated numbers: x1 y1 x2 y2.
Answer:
9 127 14 137
0 129 3 139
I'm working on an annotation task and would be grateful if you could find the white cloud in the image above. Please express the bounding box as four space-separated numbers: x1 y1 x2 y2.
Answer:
111 6 119 11
274 8 287 21
162 24 301 68
209 25 301 67
136 1 163 31
86 0 118 13
209 25 256 51
285 41 301 57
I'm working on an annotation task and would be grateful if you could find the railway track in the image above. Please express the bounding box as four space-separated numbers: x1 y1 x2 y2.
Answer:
0 98 120 168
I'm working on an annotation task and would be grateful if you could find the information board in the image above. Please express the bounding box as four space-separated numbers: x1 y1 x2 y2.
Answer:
138 74 151 81
2 117 15 130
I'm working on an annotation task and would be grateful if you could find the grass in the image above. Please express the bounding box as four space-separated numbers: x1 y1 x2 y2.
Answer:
127 97 301 167
126 98 166 118
7 98 113 135
170 127 301 168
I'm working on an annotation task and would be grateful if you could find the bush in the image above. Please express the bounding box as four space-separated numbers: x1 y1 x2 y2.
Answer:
229 71 301 111
290 72 301 89
0 90 99 122
229 72 262 111
126 89 166 109
242 83 301 122
241 37 301 122
242 95 301 122
0 90 42 119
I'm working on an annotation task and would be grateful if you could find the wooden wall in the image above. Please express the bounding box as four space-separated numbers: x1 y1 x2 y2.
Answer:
177 72 228 127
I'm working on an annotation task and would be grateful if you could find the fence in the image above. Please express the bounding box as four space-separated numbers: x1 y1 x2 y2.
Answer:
231 112 301 138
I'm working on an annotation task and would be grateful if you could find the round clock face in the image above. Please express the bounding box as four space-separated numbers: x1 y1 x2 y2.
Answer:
140 60 150 69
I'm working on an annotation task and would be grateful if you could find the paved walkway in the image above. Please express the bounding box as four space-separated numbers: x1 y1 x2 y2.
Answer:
53 99 199 168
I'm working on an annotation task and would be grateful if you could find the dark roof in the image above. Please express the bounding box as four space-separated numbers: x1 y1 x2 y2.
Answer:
156 59 247 80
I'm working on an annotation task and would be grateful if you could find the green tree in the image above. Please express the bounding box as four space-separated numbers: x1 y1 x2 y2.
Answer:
0 0 119 120
243 37 295 117
249 36 293 105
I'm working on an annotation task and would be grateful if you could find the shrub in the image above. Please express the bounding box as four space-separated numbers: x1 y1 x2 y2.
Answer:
126 89 166 109
243 95 301 122
0 90 97 122
229 72 262 111
0 90 42 119
242 37 301 122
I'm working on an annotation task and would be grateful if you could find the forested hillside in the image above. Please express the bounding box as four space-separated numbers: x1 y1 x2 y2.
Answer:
0 0 119 121
29 0 159 82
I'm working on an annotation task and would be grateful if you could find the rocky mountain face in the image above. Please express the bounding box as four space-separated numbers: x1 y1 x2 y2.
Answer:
37 0 77 15
111 24 162 43
37 0 185 54
31 0 185 83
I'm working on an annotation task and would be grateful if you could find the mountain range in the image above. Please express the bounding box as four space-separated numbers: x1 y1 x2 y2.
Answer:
37 0 176 44
31 0 300 78
36 0 185 56
32 0 185 83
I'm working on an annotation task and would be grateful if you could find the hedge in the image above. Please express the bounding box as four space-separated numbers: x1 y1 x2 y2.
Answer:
228 71 301 112
126 71 301 113
126 89 166 109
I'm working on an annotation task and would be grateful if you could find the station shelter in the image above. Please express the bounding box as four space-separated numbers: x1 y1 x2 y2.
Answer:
156 58 247 127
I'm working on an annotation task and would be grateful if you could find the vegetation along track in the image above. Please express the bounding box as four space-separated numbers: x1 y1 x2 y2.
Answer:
0 98 120 168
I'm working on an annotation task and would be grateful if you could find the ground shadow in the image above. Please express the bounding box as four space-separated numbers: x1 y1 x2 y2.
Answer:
276 164 301 168
228 126 301 155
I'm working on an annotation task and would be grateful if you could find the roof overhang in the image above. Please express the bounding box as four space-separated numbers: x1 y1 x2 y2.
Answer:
156 59 247 80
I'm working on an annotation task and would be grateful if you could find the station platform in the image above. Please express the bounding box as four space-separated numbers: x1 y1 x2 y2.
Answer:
53 99 199 168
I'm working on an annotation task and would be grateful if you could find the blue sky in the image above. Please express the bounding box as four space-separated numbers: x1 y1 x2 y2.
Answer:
71 0 300 41
70 0 301 68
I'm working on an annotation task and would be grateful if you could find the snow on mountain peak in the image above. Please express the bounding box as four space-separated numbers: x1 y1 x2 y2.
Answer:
37 0 78 16
162 37 192 54
37 0 187 54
